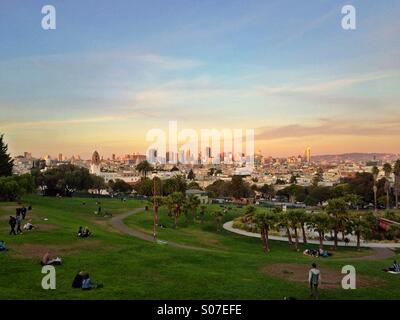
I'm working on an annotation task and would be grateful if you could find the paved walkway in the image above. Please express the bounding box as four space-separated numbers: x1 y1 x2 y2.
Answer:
110 210 397 260
111 208 221 253
223 221 400 249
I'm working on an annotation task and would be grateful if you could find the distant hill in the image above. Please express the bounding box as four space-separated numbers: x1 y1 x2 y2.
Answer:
312 153 399 163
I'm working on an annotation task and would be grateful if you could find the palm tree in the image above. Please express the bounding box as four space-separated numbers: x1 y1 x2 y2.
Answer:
199 205 207 224
135 160 154 178
372 166 379 212
255 210 277 253
152 196 163 240
296 209 308 244
186 194 201 220
326 198 349 250
213 210 225 231
310 212 329 250
183 202 191 225
276 212 293 245
349 213 366 251
383 163 392 209
167 192 185 228
287 210 301 250
394 160 400 209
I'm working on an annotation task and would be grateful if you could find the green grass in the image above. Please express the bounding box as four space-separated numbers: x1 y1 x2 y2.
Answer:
0 196 399 300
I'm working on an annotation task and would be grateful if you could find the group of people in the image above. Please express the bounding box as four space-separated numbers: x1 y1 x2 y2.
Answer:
77 226 92 238
8 205 32 235
303 248 332 258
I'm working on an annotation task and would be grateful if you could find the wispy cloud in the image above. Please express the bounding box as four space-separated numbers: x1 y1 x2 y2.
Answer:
256 115 400 141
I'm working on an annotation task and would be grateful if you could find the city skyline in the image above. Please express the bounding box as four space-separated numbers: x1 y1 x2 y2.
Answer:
1 0 400 157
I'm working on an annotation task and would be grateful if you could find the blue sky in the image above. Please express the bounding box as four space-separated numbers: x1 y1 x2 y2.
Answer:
0 0 399 157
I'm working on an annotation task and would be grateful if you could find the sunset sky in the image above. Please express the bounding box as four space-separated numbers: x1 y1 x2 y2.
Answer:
1 0 399 158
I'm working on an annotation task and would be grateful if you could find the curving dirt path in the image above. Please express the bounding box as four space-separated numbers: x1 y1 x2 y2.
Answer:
110 208 222 253
354 247 395 261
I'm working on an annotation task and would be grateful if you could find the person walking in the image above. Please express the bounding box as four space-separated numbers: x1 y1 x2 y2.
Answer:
21 206 27 219
16 214 23 234
9 216 17 235
308 263 321 299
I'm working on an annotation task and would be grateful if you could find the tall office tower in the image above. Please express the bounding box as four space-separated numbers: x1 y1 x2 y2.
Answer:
304 147 311 164
58 153 63 162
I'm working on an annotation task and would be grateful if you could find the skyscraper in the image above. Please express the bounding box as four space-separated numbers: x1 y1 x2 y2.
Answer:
304 147 311 164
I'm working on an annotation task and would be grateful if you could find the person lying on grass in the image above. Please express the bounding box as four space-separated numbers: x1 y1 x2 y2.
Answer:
23 220 35 231
383 260 400 273
303 248 332 258
0 240 7 252
41 252 62 266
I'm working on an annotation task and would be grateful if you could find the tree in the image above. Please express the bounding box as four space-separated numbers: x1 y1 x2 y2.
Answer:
112 179 133 194
277 185 306 203
310 212 329 250
187 181 201 190
383 163 392 209
167 192 185 228
212 210 225 232
289 175 298 184
162 176 187 195
326 198 349 250
135 160 153 178
341 172 374 205
151 195 163 239
199 205 207 224
187 169 195 181
229 175 253 199
133 178 151 196
394 160 400 209
297 209 309 244
259 184 275 200
372 166 379 212
287 210 302 250
186 194 200 220
37 164 93 196
277 211 292 245
0 134 14 177
90 175 106 194
0 174 35 201
349 213 369 251
255 210 277 253
312 167 324 186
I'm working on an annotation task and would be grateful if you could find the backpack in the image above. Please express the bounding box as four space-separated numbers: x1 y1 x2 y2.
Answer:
310 272 319 285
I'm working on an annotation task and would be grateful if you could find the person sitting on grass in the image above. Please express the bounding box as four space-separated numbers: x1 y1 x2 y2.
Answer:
81 273 103 290
303 249 318 257
384 260 400 273
41 252 62 266
72 271 88 288
0 240 7 252
23 220 35 231
77 226 83 237
83 226 91 238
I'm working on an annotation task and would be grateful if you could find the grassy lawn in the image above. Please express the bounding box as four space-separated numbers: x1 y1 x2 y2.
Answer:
0 196 399 300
